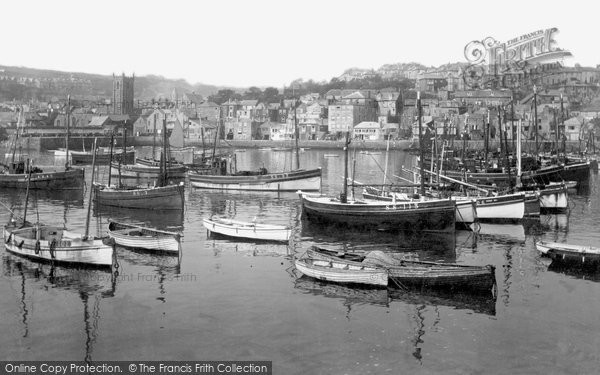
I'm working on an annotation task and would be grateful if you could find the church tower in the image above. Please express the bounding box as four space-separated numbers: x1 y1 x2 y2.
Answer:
112 73 135 115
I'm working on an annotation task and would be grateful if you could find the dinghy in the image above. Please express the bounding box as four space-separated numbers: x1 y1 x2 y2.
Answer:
203 217 291 242
108 221 181 253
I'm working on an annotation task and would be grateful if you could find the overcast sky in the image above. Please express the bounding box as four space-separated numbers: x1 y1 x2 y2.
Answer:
1 0 596 88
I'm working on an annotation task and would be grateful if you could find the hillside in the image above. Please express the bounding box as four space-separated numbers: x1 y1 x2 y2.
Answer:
0 65 222 102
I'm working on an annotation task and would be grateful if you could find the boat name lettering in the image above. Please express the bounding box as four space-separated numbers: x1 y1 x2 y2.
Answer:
133 190 148 196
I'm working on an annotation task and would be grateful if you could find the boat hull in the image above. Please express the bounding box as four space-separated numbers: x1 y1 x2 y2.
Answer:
112 163 187 180
300 193 456 232
94 183 185 210
72 150 135 165
0 168 84 190
294 257 388 286
3 226 113 267
108 222 180 252
475 193 525 223
189 168 322 191
535 241 600 264
203 218 291 242
308 248 495 292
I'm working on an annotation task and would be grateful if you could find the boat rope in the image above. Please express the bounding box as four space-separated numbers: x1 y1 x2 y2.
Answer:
388 272 407 291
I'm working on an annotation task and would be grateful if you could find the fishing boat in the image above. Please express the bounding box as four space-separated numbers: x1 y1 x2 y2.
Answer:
299 192 456 232
203 217 291 242
294 255 388 287
0 101 84 190
190 167 322 191
361 186 477 228
2 142 114 268
535 241 600 264
308 247 496 292
71 147 135 165
107 221 181 253
94 124 185 210
3 225 114 267
474 192 526 223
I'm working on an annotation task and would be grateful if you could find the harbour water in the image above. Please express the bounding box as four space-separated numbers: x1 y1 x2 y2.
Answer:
1 147 600 374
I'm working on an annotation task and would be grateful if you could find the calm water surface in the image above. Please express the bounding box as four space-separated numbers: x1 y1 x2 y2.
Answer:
1 147 599 374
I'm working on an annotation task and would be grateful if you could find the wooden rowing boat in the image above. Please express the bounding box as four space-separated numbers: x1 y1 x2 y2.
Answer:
108 221 181 253
203 217 291 242
294 256 388 287
308 247 496 292
3 224 114 267
535 241 600 264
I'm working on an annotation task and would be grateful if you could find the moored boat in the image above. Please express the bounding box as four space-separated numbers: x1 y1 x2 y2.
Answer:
294 256 388 287
3 224 114 267
72 147 135 165
308 247 496 292
189 168 322 192
108 221 181 253
203 217 291 242
535 241 600 264
299 192 456 232
94 182 185 210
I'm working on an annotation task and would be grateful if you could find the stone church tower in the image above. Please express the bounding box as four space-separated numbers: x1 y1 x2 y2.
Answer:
112 73 135 115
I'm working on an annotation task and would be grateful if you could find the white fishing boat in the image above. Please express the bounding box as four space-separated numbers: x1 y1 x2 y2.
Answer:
474 192 525 223
294 256 388 286
108 221 181 253
203 217 291 242
535 241 600 263
3 225 114 267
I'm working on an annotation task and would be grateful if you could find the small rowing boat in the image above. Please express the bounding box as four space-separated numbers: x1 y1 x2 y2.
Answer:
108 221 181 253
294 256 388 287
203 217 291 242
308 247 496 292
535 241 600 264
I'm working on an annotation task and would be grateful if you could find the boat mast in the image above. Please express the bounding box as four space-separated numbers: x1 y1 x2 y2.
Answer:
382 136 390 194
417 91 425 196
484 109 489 169
153 113 157 161
499 106 512 188
294 98 300 170
22 160 32 225
65 95 71 170
161 116 168 187
84 138 97 240
11 107 22 166
560 93 565 163
341 131 351 203
107 132 114 187
516 119 522 187
533 85 539 162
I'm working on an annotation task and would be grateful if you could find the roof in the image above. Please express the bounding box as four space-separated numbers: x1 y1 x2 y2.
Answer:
88 116 109 126
240 100 258 107
354 121 381 129
343 91 366 100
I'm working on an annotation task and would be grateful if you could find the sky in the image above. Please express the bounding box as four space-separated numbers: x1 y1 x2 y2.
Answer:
1 0 597 88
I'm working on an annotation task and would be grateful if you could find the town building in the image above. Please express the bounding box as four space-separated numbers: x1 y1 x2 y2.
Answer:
112 73 135 115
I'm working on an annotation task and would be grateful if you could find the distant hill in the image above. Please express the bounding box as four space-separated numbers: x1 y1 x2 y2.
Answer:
0 64 223 102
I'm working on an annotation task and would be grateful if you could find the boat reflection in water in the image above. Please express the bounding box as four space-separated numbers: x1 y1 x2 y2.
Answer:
93 204 184 234
547 260 600 281
301 220 457 261
1 254 117 362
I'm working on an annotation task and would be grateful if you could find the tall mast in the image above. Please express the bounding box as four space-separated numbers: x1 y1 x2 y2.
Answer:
341 131 350 203
84 138 97 240
484 109 489 169
65 95 71 170
161 116 168 187
11 107 21 165
22 160 32 225
153 113 157 160
533 85 539 161
417 91 425 196
294 99 300 170
560 93 565 163
107 132 114 187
